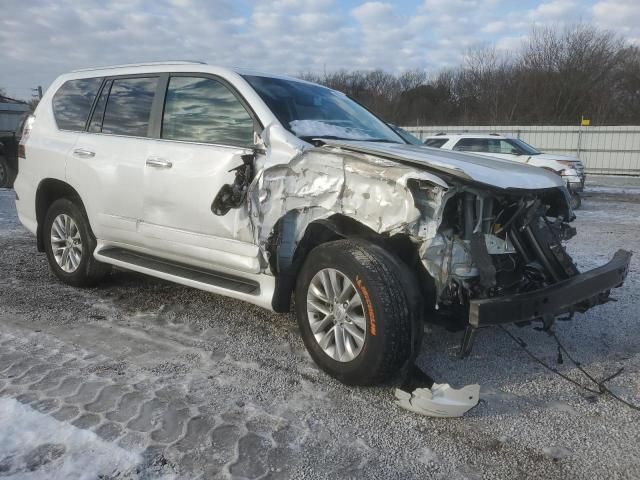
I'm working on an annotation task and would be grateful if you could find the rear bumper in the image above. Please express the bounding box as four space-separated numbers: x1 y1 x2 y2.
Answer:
468 249 632 327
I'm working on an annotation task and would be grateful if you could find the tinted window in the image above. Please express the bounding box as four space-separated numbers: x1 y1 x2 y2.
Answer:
102 77 158 137
243 75 403 143
52 78 103 131
162 76 254 146
389 125 422 145
425 138 448 148
88 80 111 133
453 138 490 152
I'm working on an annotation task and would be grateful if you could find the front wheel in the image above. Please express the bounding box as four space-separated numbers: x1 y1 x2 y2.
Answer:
295 239 416 386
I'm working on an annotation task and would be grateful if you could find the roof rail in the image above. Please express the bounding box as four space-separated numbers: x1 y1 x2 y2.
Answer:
71 60 207 73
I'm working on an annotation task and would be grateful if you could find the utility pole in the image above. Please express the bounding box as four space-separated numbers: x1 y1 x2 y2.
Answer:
31 86 42 99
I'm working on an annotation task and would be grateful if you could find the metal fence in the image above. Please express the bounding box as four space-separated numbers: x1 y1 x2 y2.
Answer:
402 125 640 176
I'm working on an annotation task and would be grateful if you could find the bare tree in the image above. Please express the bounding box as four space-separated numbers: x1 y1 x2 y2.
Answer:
301 24 639 126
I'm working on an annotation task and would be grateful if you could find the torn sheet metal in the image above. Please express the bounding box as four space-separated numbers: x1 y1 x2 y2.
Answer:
394 383 480 418
248 124 449 268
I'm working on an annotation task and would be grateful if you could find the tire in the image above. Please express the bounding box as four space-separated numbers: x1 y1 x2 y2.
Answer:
43 198 111 287
0 156 13 189
295 239 418 386
570 192 582 210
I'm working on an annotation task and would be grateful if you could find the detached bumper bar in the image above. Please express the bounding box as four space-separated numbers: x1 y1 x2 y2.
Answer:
468 249 632 328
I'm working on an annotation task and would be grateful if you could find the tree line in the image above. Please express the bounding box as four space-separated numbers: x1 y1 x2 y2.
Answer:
300 25 640 126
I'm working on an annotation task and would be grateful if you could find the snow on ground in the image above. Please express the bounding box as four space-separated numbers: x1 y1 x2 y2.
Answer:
1 178 639 479
0 397 141 479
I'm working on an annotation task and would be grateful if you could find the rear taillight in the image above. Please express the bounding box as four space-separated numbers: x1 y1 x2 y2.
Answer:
18 115 35 159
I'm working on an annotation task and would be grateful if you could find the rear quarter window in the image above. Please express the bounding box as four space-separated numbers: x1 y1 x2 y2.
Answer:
425 138 448 148
52 78 103 131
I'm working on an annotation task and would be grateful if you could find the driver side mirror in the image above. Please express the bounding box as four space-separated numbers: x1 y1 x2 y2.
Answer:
510 148 521 156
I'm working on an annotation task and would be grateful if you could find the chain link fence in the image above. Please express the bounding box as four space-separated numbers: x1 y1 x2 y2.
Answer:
402 125 640 176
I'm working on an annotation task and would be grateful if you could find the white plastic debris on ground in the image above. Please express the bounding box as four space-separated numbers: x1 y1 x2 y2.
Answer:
394 383 481 418
0 397 141 479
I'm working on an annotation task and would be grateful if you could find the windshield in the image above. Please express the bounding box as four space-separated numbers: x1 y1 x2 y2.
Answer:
388 124 423 145
507 138 541 155
243 75 404 144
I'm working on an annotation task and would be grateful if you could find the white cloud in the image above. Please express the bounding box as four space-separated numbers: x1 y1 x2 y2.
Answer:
482 21 508 34
0 0 638 100
592 0 640 40
528 0 579 21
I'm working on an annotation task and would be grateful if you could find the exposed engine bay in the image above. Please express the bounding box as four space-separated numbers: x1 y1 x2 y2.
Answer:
423 189 579 310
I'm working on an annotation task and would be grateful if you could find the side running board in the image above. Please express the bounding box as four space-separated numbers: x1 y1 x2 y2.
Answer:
96 247 260 295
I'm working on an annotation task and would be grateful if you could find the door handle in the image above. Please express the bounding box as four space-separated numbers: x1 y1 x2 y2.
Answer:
73 148 95 158
146 157 173 169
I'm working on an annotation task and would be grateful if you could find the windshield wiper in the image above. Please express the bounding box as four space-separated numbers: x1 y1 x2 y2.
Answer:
300 135 401 144
356 138 402 144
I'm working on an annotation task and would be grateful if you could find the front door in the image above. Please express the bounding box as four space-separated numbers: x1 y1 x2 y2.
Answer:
141 74 261 273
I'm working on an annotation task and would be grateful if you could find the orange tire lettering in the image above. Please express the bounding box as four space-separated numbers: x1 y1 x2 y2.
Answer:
355 275 376 336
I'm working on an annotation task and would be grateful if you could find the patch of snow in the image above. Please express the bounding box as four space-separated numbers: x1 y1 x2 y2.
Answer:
289 120 375 140
0 397 141 480
586 185 640 195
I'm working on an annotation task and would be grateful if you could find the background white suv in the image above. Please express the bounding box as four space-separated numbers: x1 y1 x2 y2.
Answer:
425 133 585 208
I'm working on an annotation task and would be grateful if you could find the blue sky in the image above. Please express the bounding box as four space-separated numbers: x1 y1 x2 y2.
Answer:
1 0 639 100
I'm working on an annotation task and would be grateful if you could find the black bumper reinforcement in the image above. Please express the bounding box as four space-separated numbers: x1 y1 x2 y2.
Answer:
460 249 632 356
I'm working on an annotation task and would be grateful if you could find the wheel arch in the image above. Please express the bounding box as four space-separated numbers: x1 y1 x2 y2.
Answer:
269 211 428 314
35 178 87 252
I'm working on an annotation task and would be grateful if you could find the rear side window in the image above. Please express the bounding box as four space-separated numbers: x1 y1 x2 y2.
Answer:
102 77 158 137
52 78 103 131
425 138 448 148
453 138 490 152
162 76 254 146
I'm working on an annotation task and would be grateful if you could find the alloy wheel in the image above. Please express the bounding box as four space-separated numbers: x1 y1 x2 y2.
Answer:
50 214 83 273
306 268 367 362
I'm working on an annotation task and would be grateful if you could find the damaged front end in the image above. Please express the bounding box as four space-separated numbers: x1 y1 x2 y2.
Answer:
222 125 631 358
418 185 632 355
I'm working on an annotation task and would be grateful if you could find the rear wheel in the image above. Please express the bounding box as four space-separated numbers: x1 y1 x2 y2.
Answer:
295 239 417 386
43 198 110 287
0 156 13 188
570 192 582 210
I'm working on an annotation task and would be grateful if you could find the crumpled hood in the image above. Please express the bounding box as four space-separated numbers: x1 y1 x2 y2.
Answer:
322 140 566 191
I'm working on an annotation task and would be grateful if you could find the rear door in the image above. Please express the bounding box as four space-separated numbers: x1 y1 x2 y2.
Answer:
70 76 160 245
141 74 261 273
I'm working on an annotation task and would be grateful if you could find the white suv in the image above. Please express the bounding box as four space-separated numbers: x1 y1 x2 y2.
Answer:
425 134 585 209
15 62 629 388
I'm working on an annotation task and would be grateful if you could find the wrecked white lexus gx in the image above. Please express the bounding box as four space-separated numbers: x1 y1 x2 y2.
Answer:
15 62 631 387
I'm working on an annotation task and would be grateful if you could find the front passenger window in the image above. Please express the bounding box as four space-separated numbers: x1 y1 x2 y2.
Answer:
162 76 254 146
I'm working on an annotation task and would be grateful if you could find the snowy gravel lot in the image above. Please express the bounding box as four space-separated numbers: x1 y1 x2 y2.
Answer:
0 177 639 479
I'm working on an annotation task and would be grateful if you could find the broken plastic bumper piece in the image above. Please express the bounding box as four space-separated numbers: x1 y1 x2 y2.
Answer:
395 383 480 418
469 249 632 328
